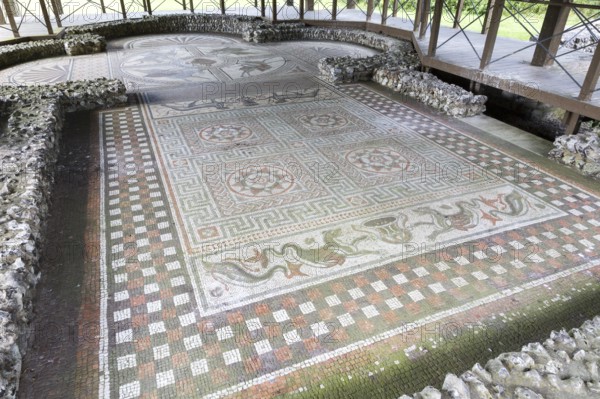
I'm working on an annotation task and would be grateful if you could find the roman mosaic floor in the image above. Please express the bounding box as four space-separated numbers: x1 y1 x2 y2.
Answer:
6 34 600 398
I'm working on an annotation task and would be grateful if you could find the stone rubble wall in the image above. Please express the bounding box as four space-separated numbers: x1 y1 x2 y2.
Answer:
0 79 127 398
316 48 420 84
403 316 600 399
549 123 600 180
0 34 105 70
374 67 488 117
63 14 264 39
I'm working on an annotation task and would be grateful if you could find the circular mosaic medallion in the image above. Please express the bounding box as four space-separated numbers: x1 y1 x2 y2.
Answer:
346 147 410 173
298 113 349 129
227 166 295 197
199 124 253 144
125 34 237 49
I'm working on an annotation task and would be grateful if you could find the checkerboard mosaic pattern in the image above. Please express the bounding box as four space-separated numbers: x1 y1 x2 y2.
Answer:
100 78 600 399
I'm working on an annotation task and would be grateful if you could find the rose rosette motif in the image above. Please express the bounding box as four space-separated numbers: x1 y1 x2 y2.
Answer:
299 113 349 129
199 124 252 144
346 147 410 173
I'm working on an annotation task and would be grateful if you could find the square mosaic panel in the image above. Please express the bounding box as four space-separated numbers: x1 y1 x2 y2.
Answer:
100 81 600 399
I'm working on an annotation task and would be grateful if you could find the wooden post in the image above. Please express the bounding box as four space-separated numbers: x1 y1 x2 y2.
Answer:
578 42 600 101
366 0 374 21
299 0 304 18
273 0 277 21
220 0 225 14
453 0 464 28
0 5 5 24
99 0 106 13
189 0 194 12
38 0 54 35
428 0 443 56
563 111 581 135
182 0 186 11
481 0 495 34
332 0 337 20
261 0 266 16
146 0 152 15
348 0 356 10
286 0 292 5
531 0 570 66
479 0 504 69
381 0 389 24
50 0 62 27
119 0 127 19
391 0 398 17
419 0 430 40
1 0 18 37
306 0 313 11
414 0 423 32
7 0 18 16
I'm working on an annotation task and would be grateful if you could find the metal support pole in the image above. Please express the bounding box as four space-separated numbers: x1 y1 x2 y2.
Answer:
299 0 304 18
348 0 355 10
221 0 225 14
306 0 313 11
273 0 277 21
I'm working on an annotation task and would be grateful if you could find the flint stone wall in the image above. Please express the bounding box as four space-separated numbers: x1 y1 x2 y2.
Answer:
374 67 488 117
0 34 105 69
404 316 600 399
63 14 264 39
0 78 126 398
549 124 600 180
